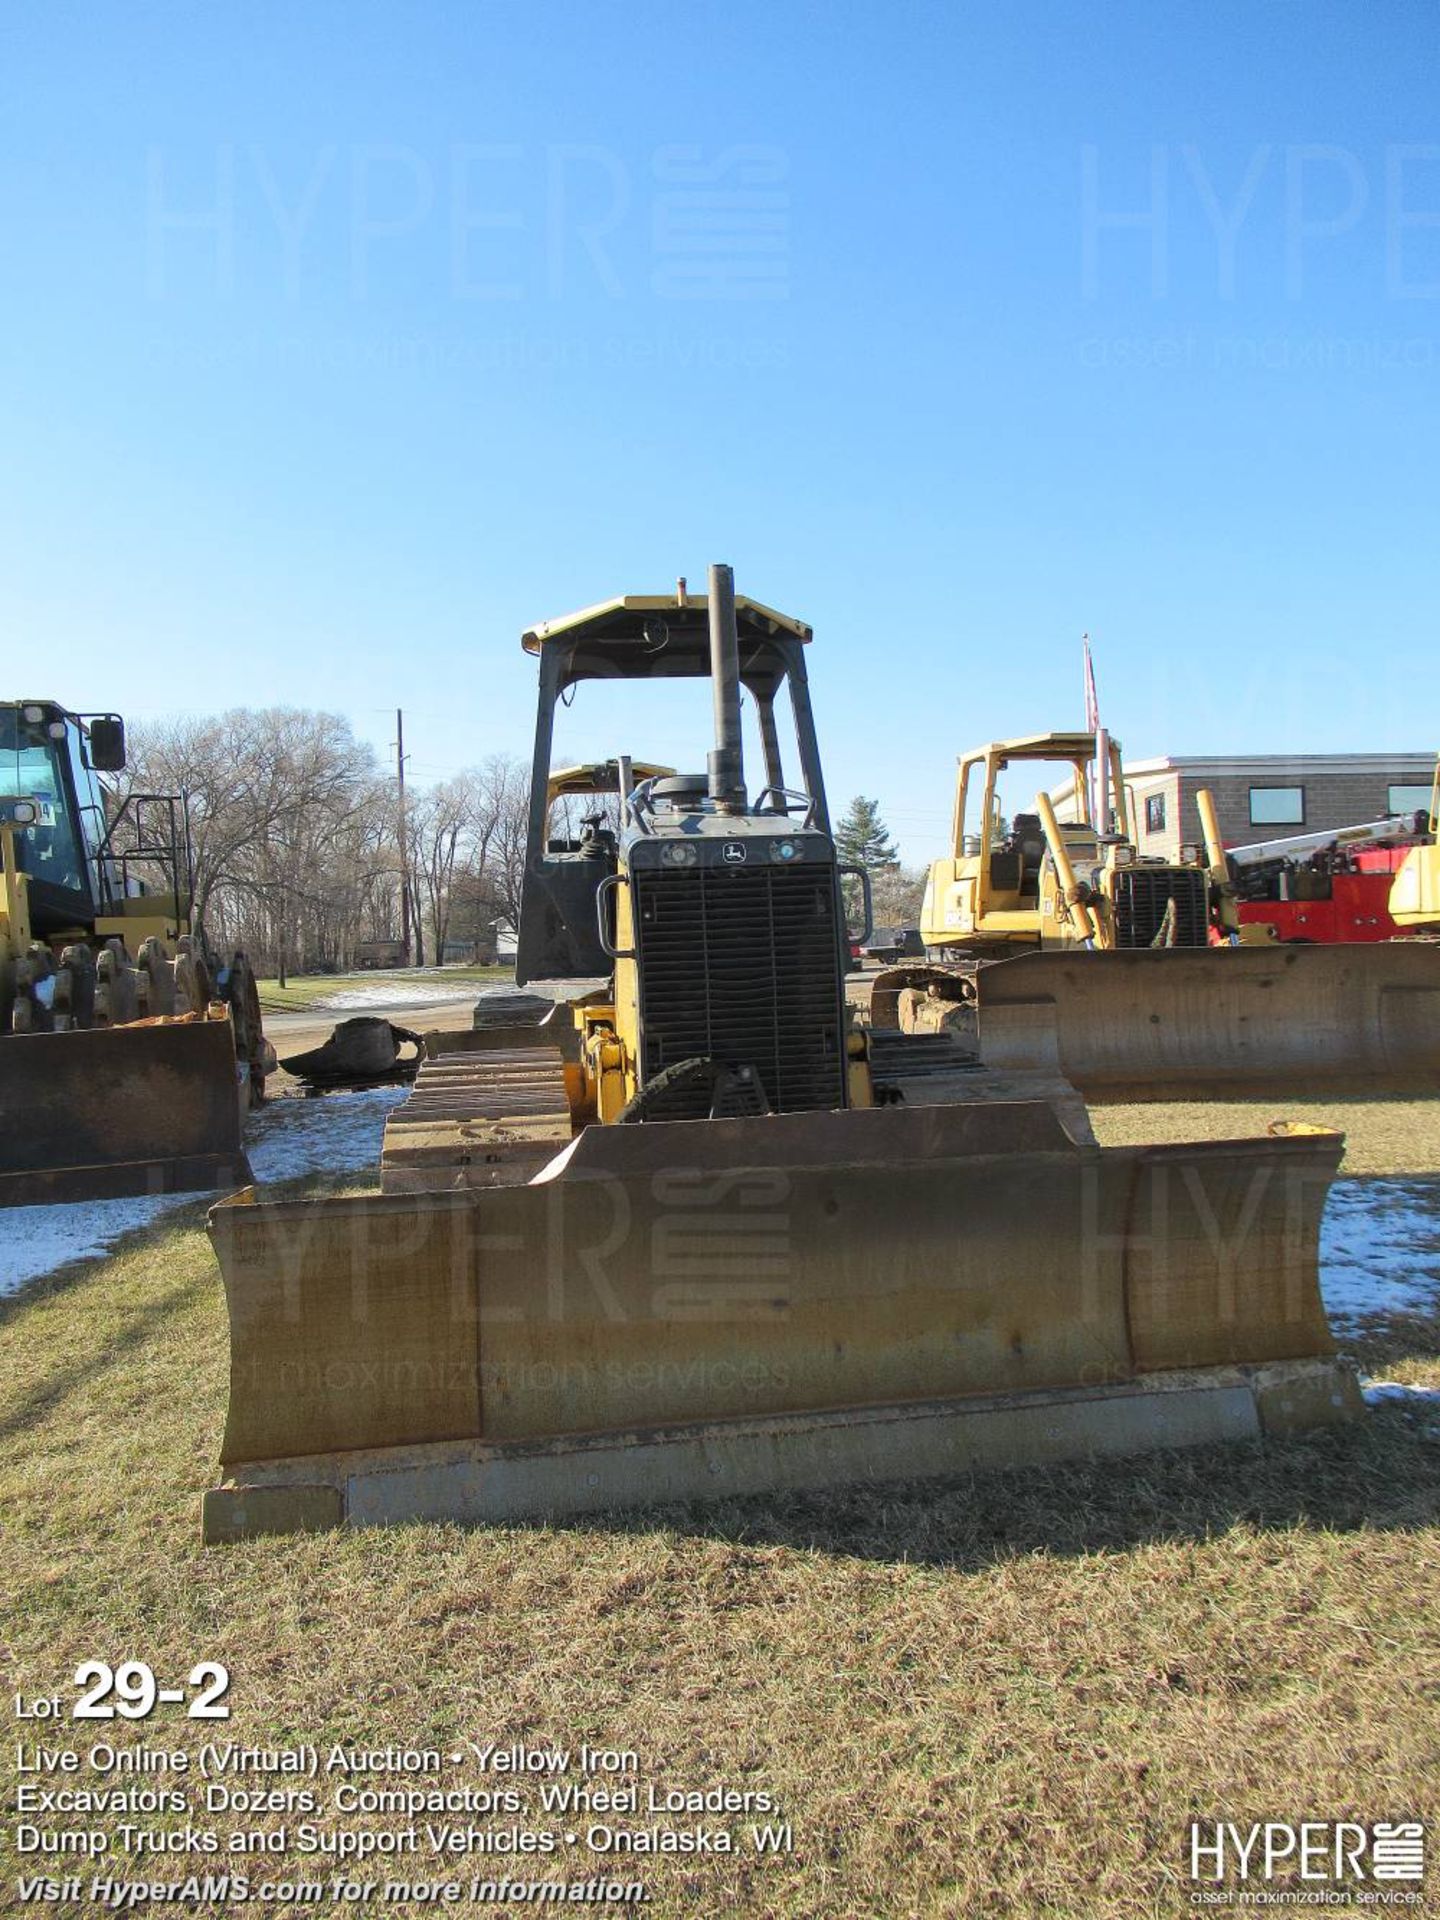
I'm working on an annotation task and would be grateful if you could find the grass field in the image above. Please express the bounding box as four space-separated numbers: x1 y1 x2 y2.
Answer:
255 964 515 1013
3 1128 1439 1915
1093 1093 1440 1178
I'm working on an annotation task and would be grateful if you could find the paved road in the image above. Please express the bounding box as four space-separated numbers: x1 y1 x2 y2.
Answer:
261 997 481 1089
260 981 590 1088
262 998 481 1040
261 968 881 1089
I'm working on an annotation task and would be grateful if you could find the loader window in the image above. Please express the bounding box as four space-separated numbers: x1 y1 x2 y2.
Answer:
64 720 111 869
0 712 86 895
1145 794 1166 834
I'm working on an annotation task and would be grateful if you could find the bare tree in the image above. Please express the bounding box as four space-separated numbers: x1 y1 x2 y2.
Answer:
479 756 531 928
869 863 928 927
122 714 532 977
125 709 389 976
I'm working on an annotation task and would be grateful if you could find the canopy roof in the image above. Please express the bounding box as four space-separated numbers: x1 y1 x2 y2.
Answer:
523 589 811 654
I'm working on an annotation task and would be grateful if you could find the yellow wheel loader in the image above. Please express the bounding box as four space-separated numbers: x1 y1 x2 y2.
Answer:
204 571 1357 1544
1 700 269 1206
873 732 1440 1100
1389 754 1440 933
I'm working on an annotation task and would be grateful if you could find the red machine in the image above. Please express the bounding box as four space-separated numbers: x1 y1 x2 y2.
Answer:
1228 813 1429 944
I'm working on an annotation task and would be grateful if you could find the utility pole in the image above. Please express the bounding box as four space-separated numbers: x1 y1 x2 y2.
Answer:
395 708 412 962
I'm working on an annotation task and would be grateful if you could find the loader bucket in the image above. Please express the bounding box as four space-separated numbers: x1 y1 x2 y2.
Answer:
0 1019 251 1207
202 1102 1354 1541
970 944 1440 1102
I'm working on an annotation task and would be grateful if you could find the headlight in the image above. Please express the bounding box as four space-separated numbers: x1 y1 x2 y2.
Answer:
771 838 800 862
661 841 698 866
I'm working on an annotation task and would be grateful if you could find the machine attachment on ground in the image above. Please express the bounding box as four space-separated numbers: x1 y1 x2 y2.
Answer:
279 1017 425 1091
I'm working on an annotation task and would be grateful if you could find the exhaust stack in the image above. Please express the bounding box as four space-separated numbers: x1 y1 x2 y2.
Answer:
706 561 746 813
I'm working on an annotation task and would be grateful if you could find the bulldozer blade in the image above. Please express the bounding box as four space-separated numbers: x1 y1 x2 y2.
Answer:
969 945 1440 1101
0 1020 251 1208
203 1101 1354 1541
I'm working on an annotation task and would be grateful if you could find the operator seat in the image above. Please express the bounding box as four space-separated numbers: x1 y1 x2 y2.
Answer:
1007 812 1048 897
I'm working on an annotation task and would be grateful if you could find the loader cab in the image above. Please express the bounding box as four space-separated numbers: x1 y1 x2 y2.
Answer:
0 702 120 936
1 700 194 946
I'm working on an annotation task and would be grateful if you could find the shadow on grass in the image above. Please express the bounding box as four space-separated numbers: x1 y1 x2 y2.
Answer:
575 1411 1440 1574
0 1171 376 1454
0 1202 216 1448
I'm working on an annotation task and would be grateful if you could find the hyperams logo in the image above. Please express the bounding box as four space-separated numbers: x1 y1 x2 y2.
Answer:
1188 1821 1426 1906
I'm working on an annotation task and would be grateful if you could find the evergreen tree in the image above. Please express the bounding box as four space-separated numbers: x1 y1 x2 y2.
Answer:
835 795 900 870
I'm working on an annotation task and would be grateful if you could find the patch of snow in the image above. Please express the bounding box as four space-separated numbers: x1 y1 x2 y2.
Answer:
321 982 479 1010
0 1089 406 1301
2 1192 195 1298
1320 1177 1440 1329
246 1086 408 1183
8 1126 1440 1354
1362 1380 1440 1409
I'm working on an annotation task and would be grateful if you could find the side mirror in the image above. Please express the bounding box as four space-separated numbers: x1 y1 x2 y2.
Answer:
88 716 126 773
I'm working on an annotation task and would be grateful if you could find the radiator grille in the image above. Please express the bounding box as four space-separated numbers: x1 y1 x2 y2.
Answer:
1111 866 1210 948
633 863 847 1118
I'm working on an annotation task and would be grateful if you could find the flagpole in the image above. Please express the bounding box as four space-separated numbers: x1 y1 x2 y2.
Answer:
1083 634 1100 826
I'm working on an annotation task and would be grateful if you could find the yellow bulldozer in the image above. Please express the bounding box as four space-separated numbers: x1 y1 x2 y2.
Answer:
873 731 1440 1101
912 730 1241 956
1 699 269 1206
205 568 1358 1543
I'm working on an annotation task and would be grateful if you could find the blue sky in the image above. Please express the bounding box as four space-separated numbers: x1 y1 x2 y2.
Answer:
2 0 1436 855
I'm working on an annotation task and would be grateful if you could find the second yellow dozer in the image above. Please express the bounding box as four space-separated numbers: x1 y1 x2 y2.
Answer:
873 732 1440 1100
204 571 1357 1543
1 701 269 1206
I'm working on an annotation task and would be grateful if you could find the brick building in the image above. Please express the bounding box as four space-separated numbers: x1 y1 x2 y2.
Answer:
1111 753 1437 860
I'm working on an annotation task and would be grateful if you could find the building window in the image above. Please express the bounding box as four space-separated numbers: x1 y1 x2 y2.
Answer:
1249 785 1305 827
1144 793 1166 834
1388 783 1434 819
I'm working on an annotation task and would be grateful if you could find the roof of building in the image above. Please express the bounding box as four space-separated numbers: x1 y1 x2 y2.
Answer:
1123 752 1437 781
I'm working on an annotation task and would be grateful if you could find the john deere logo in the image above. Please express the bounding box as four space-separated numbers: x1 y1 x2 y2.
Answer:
722 842 747 864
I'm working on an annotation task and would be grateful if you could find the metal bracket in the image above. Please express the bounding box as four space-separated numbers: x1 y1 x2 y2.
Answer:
838 864 874 944
754 786 818 828
595 873 635 960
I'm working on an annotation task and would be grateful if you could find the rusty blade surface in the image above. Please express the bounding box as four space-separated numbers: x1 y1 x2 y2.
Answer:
971 943 1440 1101
0 1020 250 1207
208 1101 1342 1470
